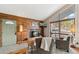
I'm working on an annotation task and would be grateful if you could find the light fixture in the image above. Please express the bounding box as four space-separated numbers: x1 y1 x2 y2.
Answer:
5 21 14 24
19 25 23 32
18 25 23 44
70 24 76 33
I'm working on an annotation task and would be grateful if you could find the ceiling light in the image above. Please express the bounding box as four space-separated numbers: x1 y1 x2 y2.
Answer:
5 21 14 24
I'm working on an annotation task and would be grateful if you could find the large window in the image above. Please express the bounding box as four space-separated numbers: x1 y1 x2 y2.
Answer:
50 5 75 40
60 18 75 38
50 18 75 39
50 11 75 39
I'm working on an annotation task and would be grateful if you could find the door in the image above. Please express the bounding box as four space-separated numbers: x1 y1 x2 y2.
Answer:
2 20 16 46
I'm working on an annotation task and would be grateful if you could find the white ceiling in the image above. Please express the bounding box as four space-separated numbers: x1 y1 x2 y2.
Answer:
0 4 65 20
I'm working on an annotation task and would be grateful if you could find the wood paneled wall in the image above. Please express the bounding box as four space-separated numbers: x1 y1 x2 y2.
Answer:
0 13 40 44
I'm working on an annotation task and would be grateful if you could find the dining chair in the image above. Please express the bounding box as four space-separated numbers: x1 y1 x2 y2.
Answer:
31 38 54 54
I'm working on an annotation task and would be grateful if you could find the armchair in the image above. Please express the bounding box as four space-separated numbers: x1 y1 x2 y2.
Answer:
31 37 54 54
56 36 70 52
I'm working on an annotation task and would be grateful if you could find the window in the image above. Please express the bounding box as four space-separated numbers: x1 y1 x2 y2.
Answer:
50 12 75 39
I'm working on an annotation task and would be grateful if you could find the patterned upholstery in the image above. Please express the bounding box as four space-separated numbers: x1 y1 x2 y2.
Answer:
56 36 70 52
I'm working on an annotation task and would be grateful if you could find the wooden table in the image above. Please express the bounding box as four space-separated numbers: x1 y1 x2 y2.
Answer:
22 37 42 53
26 39 35 47
22 38 35 53
70 45 79 53
15 48 28 54
9 48 29 54
21 38 35 48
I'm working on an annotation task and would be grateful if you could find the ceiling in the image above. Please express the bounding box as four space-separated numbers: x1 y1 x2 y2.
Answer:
0 4 65 20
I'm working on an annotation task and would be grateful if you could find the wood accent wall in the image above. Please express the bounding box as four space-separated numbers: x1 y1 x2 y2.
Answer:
0 13 40 44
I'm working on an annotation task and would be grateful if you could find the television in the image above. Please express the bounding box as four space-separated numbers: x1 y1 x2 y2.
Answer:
30 30 40 37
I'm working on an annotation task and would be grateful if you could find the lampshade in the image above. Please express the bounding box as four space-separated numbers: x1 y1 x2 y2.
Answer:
70 24 76 33
19 25 23 32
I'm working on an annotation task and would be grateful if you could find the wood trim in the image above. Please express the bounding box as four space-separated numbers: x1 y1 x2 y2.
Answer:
0 13 42 22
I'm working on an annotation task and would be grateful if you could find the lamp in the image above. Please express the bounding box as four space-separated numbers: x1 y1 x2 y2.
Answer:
70 24 76 44
19 25 23 32
19 25 23 44
70 24 76 35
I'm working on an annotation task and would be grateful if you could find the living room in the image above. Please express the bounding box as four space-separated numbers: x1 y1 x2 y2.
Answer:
0 4 79 54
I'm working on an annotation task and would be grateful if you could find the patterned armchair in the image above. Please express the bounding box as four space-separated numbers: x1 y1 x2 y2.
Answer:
56 36 70 52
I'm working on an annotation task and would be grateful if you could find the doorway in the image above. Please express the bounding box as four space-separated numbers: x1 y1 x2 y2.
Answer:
2 20 16 46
